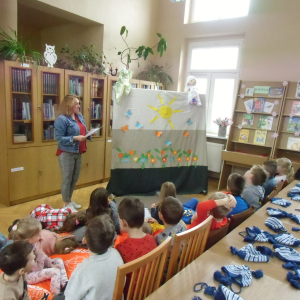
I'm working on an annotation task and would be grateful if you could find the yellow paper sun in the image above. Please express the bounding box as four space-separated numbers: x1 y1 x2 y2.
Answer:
148 94 183 129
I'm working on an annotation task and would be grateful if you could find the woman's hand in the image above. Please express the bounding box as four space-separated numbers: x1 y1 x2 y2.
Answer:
73 135 87 142
146 217 158 224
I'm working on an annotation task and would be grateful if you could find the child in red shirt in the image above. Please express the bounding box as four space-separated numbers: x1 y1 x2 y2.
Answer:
189 192 236 231
115 197 157 296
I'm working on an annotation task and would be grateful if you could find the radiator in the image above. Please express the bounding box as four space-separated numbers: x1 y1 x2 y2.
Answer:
207 142 224 173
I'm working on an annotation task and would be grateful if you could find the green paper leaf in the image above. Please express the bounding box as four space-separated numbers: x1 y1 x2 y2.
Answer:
120 26 126 35
183 151 188 155
137 158 141 162
116 148 122 152
170 148 174 153
178 153 183 157
163 148 168 151
164 155 169 158
155 148 160 153
157 157 162 162
147 150 151 153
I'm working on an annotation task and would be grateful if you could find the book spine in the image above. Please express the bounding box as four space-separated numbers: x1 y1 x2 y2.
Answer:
12 69 16 92
22 70 26 93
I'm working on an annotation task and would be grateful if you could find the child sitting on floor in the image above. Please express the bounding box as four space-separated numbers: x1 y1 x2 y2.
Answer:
116 197 157 297
190 192 236 231
262 160 278 197
227 173 248 217
0 232 13 252
59 215 124 300
151 182 176 225
275 157 294 184
9 218 68 296
154 196 185 245
241 165 267 209
0 241 35 300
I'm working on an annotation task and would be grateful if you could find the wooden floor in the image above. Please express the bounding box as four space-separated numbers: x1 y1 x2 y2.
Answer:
0 178 219 236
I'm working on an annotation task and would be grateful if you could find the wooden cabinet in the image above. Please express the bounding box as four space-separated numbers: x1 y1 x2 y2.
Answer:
0 62 108 206
104 138 112 179
8 147 39 203
38 145 61 195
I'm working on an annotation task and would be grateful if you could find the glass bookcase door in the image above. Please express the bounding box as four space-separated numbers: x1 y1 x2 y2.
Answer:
42 72 60 142
90 78 104 138
69 75 84 113
11 67 34 144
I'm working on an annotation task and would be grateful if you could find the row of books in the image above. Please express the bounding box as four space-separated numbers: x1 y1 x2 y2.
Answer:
91 80 103 98
12 68 31 93
91 102 102 119
239 129 267 145
43 73 59 95
242 114 273 130
13 98 31 120
244 98 275 113
69 78 83 96
43 100 58 120
44 125 55 140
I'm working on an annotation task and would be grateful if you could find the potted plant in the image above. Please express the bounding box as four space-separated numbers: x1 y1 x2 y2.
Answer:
0 28 46 65
136 62 174 89
213 117 233 137
60 44 110 74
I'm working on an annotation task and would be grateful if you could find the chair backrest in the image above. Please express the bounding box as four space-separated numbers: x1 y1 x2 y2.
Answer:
166 216 213 281
204 220 230 251
228 206 256 233
261 180 285 206
112 236 172 300
282 180 288 189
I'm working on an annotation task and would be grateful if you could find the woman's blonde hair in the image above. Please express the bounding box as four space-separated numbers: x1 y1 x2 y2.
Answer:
276 157 294 182
9 218 42 241
157 182 177 207
58 94 79 116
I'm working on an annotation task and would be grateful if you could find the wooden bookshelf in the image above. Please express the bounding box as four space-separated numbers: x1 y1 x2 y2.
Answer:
219 80 286 189
272 81 300 170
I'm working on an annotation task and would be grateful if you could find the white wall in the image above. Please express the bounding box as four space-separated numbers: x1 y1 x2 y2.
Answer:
156 0 300 91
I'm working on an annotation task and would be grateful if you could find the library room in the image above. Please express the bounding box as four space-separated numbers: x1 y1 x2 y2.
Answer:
0 0 300 299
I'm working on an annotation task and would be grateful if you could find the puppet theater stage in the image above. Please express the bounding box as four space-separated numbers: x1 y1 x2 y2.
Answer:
106 89 208 196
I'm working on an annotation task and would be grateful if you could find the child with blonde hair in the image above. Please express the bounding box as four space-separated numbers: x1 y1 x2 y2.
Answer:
275 158 294 184
9 218 68 296
150 182 176 225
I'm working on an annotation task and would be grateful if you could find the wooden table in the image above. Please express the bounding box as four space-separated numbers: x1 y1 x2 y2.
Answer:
146 180 300 300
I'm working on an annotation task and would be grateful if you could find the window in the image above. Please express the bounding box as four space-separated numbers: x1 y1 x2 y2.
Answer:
190 0 250 23
186 39 243 134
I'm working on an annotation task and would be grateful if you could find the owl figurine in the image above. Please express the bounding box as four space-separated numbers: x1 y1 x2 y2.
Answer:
44 44 57 68
185 76 201 106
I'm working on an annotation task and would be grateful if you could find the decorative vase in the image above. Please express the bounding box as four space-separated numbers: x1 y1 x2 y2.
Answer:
218 126 227 137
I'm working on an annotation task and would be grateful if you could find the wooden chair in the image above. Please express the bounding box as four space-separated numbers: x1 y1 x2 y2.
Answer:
228 206 256 233
166 216 213 281
261 180 285 206
282 180 288 189
204 220 230 251
112 236 172 300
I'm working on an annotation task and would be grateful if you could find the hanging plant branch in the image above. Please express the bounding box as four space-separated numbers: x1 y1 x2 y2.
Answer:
118 26 167 69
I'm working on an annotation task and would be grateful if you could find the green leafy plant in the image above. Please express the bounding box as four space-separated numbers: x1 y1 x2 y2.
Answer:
118 26 167 69
136 62 174 89
59 44 110 75
0 28 46 65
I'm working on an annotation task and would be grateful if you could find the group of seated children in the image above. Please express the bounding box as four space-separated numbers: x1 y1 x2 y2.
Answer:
0 157 294 300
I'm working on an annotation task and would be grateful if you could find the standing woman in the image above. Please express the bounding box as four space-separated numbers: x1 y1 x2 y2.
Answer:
54 95 91 212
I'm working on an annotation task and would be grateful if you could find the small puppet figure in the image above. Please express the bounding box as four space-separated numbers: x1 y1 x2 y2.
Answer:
185 76 201 106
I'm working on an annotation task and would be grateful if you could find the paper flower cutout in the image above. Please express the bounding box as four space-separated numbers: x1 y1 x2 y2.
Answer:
272 112 278 117
274 100 279 105
283 80 288 86
239 94 245 99
187 118 193 125
122 125 128 132
241 84 246 88
155 131 162 137
290 113 294 118
228 120 234 125
295 131 300 137
125 110 132 117
183 130 189 137
136 121 143 129
166 139 172 146
238 125 243 129
272 132 279 138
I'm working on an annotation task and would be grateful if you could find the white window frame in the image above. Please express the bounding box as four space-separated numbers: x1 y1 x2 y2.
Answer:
186 39 243 135
187 0 250 24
